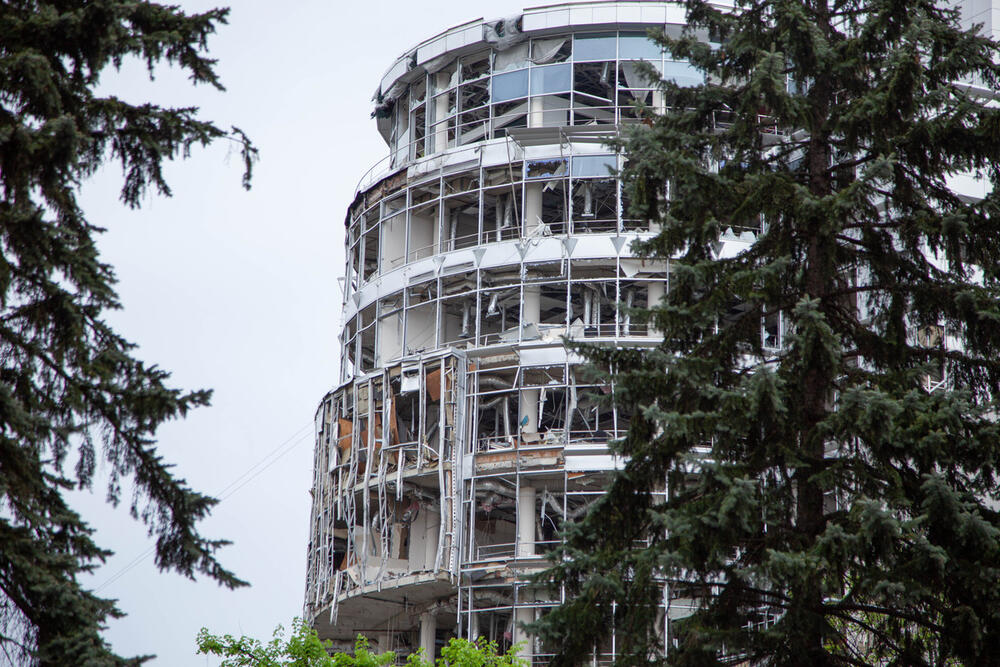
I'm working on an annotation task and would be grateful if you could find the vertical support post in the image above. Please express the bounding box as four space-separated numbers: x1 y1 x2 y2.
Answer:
424 508 440 569
420 611 437 660
519 388 539 437
468 604 480 640
524 183 543 236
514 588 534 662
523 284 541 325
517 485 537 557
434 73 450 153
529 96 545 128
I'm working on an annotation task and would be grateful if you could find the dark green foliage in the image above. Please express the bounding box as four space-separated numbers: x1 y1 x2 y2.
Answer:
0 1 257 664
535 1 1000 665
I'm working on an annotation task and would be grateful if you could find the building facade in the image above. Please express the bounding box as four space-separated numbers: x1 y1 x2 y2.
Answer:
303 3 728 661
303 0 992 662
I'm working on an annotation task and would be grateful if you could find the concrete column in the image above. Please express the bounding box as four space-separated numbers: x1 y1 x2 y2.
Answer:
434 73 450 153
529 96 545 128
419 611 437 660
513 591 535 661
468 609 480 640
522 284 541 324
517 485 537 557
647 280 665 337
524 182 543 236
378 632 392 653
519 388 539 436
424 509 440 570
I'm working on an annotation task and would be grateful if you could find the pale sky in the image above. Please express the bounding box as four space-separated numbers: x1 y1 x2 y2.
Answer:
69 1 527 664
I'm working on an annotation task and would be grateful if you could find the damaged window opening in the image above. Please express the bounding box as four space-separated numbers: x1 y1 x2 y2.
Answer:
482 185 523 243
531 37 571 64
571 179 617 233
443 191 479 250
374 30 705 170
492 99 528 136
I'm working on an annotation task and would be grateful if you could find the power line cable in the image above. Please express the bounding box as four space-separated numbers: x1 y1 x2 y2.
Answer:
93 423 314 594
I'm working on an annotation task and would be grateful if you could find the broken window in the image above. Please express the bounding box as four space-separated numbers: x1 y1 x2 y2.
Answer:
532 90 573 129
617 280 648 336
494 42 529 73
347 216 362 294
411 105 426 159
482 184 522 243
539 280 568 330
530 37 571 64
763 310 782 351
380 195 407 272
492 98 528 136
571 179 617 233
444 172 479 196
410 78 426 105
358 304 377 372
408 200 438 262
377 296 404 367
431 60 459 95
405 280 437 354
618 62 658 122
569 270 617 337
392 91 410 167
483 164 521 187
430 89 456 152
342 318 357 382
462 51 491 81
443 191 479 250
568 375 617 440
478 285 521 345
362 220 381 282
474 368 517 450
439 281 476 346
572 61 616 124
458 75 490 145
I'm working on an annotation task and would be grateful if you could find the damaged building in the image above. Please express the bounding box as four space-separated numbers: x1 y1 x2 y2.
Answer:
303 1 760 662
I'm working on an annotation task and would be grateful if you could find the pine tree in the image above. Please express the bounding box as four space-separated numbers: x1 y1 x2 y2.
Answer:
0 2 256 664
536 1 1000 665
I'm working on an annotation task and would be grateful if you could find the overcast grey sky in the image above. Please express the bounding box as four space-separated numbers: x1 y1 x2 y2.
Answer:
68 1 528 663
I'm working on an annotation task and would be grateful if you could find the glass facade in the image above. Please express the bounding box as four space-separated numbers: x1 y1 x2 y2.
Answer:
387 31 704 166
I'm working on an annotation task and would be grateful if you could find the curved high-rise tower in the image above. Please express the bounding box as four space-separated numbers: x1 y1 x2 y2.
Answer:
303 1 746 661
303 0 1000 662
